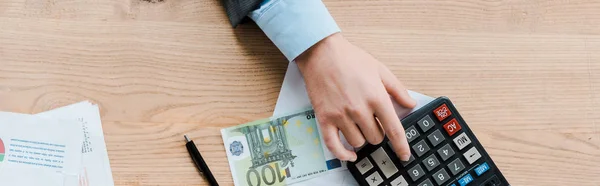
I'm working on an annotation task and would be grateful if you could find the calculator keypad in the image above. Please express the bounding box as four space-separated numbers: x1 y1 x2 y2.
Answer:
433 168 450 185
417 115 435 132
453 132 472 150
366 172 384 186
356 157 374 174
433 104 451 121
463 146 482 165
421 154 440 171
426 129 445 147
411 140 430 157
405 126 420 143
408 164 425 181
448 158 466 175
390 175 408 186
437 144 455 161
443 118 462 136
347 98 508 186
399 154 415 167
417 178 433 186
371 147 398 178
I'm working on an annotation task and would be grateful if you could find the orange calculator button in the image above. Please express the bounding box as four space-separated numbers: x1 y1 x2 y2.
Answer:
433 104 452 121
443 118 461 136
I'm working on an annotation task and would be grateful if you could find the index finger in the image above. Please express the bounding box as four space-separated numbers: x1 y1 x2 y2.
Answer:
374 96 411 161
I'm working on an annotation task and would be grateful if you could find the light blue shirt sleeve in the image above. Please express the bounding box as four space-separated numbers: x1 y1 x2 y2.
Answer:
248 0 341 62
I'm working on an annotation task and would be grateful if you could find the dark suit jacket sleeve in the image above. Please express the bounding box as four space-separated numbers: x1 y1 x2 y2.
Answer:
222 0 263 27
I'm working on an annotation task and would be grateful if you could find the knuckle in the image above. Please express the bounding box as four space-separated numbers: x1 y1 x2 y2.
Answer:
345 106 362 117
323 135 337 149
366 93 383 107
349 138 365 148
327 110 344 120
386 128 404 140
366 133 384 145
319 111 343 125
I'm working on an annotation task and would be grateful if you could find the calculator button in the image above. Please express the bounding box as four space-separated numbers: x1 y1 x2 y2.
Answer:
390 175 408 186
417 178 433 186
463 146 482 164
443 118 461 136
408 164 425 181
422 154 440 171
437 144 455 161
447 158 465 175
474 162 490 176
411 140 430 157
417 115 435 132
366 172 384 186
427 130 445 147
432 168 450 185
405 126 420 143
452 132 472 150
399 154 415 167
457 173 474 186
355 157 374 174
433 104 451 121
370 147 398 178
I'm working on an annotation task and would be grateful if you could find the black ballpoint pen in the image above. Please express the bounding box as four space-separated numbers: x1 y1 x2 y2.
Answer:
185 135 219 186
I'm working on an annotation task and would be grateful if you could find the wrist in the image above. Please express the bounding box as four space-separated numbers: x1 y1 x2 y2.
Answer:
296 33 345 72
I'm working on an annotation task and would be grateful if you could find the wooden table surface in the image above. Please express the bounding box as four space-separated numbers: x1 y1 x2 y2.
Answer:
1 0 599 185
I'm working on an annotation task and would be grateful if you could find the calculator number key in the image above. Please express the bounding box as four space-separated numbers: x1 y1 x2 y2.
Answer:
408 164 426 181
417 115 435 132
365 172 383 186
427 130 445 147
405 126 420 143
437 144 456 161
422 154 440 171
433 168 451 185
443 118 462 136
447 158 466 175
412 140 430 157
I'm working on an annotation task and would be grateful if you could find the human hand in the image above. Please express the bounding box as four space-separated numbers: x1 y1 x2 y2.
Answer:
295 33 416 162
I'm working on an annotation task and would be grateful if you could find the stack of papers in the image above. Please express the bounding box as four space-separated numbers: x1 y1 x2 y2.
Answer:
0 101 114 186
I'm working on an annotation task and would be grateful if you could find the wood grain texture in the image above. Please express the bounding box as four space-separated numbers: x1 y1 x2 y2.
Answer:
1 0 599 185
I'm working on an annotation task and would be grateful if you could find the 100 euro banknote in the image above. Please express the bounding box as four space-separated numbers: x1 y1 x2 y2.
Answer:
221 109 346 186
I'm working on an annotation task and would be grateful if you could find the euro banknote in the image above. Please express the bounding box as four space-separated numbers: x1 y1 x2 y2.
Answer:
221 109 345 186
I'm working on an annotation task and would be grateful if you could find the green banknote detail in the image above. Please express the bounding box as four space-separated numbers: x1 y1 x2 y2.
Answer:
222 109 337 186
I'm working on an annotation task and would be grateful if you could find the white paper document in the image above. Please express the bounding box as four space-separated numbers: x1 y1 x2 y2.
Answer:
37 101 115 186
273 62 435 186
0 112 83 186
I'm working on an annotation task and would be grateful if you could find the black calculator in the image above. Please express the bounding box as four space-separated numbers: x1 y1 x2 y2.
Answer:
348 97 509 186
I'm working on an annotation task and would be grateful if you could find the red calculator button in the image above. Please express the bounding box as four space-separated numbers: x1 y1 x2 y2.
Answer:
443 118 461 136
433 104 452 121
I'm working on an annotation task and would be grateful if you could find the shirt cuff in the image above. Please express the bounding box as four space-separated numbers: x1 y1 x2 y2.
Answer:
249 0 341 61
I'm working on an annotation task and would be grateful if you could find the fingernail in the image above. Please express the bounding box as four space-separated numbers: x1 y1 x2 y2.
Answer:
400 154 411 161
350 155 357 162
